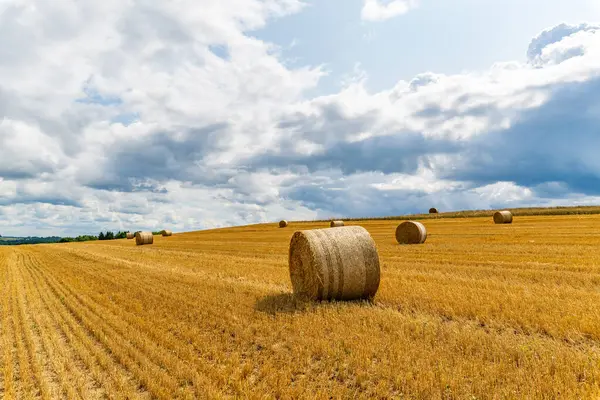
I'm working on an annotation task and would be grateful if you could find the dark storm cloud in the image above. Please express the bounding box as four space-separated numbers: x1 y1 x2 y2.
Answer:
251 131 462 175
84 123 233 191
278 102 380 144
437 76 600 195
279 181 458 218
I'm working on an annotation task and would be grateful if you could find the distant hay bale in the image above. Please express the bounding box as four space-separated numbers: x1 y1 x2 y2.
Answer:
161 230 173 237
279 220 288 228
288 226 380 301
395 221 427 244
135 231 154 246
493 210 513 224
330 220 344 227
429 207 438 214
126 232 134 240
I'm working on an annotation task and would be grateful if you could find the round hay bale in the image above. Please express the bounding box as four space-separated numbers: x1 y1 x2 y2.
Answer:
288 226 380 301
135 231 154 246
493 210 513 224
330 220 344 228
126 232 134 240
429 207 438 214
161 230 173 237
395 221 427 244
279 220 288 228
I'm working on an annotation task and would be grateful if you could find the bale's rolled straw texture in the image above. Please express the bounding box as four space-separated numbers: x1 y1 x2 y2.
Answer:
279 220 288 228
330 220 344 227
135 231 154 246
395 221 427 244
493 210 513 224
161 230 173 237
126 232 134 240
429 207 438 214
288 226 380 301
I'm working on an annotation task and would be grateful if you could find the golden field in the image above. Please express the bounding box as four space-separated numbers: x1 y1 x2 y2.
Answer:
2 214 600 399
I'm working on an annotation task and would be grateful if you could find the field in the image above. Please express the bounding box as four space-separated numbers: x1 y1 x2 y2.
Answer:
1 214 600 399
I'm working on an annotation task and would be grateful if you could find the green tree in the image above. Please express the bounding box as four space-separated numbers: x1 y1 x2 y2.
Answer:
99 232 105 240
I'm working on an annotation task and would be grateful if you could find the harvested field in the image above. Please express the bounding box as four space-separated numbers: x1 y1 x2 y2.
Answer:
2 214 600 398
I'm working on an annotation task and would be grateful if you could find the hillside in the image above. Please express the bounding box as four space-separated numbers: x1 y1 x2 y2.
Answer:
1 213 600 398
0 236 62 245
306 204 600 222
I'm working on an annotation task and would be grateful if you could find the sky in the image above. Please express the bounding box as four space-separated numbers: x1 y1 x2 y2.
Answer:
1 0 600 236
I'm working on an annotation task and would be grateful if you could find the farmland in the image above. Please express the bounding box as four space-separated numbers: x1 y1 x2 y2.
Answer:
1 214 600 398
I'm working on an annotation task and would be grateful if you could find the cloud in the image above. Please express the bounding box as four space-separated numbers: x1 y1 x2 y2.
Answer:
237 22 600 217
361 0 419 22
0 0 598 236
527 23 600 65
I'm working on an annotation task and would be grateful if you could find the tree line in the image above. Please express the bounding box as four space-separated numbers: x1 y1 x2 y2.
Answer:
0 236 62 246
59 231 128 243
59 231 163 243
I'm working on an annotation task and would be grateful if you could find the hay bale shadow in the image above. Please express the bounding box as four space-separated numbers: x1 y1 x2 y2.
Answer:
255 293 307 315
255 292 377 315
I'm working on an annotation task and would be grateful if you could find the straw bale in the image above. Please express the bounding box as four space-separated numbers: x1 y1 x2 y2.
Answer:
429 207 438 214
126 232 134 240
135 231 154 246
395 221 427 244
493 210 513 224
288 226 380 301
330 220 344 227
279 220 288 228
161 230 173 237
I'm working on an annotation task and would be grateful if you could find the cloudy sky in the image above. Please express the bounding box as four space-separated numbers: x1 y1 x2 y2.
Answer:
1 0 600 236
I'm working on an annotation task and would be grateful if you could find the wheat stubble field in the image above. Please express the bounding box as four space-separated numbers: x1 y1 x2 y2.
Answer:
2 214 600 399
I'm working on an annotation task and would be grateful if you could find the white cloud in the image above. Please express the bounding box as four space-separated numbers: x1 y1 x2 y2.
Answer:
238 22 600 216
0 0 599 236
361 0 419 22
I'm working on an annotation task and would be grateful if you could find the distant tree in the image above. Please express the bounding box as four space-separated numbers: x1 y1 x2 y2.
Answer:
105 231 114 240
58 235 97 243
99 232 105 240
115 231 127 239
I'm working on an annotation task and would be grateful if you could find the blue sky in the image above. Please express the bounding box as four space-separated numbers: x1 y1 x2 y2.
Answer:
1 0 600 236
254 0 600 92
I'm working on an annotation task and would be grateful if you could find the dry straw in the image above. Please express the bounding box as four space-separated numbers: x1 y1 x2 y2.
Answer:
135 231 154 246
494 210 513 224
429 207 438 214
161 230 173 237
330 220 345 227
288 226 380 301
126 232 134 240
396 221 427 244
279 220 288 228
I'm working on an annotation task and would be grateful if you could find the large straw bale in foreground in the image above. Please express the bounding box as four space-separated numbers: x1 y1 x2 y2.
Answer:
161 230 173 237
429 207 438 214
494 210 513 224
395 221 427 244
279 220 288 228
330 220 344 227
288 226 380 301
126 232 134 240
135 231 154 246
